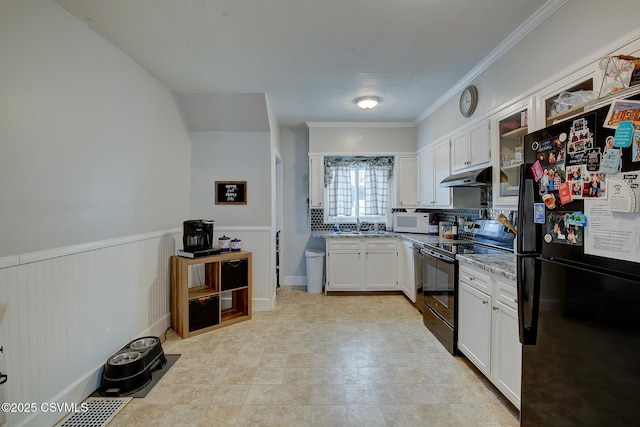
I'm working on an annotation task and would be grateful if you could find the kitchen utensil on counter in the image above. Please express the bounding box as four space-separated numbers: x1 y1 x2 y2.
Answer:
497 213 517 235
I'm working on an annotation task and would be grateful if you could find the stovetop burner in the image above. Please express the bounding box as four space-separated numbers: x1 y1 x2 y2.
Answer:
427 241 510 256
424 219 516 257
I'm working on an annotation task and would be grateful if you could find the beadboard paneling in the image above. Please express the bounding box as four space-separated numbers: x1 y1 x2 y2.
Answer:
0 231 180 427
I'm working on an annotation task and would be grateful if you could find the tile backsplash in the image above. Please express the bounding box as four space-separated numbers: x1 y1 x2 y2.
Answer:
310 207 517 232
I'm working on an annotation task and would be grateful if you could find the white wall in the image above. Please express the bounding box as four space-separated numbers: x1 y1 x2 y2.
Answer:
281 127 313 281
308 124 416 154
0 1 192 425
0 0 191 259
189 131 274 309
417 0 640 149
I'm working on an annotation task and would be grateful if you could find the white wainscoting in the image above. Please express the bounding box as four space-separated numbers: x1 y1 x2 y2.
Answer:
0 225 273 427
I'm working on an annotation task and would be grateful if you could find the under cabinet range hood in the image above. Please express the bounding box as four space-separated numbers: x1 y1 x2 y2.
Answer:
440 166 492 187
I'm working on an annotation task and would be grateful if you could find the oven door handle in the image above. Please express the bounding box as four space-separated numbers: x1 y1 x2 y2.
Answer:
420 248 455 263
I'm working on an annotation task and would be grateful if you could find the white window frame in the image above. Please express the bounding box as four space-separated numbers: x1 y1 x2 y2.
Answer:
324 166 389 225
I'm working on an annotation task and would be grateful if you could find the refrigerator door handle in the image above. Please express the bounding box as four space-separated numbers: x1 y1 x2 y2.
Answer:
517 255 540 345
517 163 541 255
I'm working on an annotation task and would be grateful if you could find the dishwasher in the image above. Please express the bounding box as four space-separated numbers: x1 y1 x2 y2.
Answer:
413 244 424 313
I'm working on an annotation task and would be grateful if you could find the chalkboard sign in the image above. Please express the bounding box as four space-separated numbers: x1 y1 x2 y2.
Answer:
215 181 247 205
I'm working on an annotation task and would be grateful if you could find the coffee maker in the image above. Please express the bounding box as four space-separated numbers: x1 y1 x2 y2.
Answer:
183 220 215 252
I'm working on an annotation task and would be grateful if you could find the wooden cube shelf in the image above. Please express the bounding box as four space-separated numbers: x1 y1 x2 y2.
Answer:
170 251 252 338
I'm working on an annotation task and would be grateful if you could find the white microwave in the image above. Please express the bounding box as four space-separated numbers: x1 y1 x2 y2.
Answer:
393 212 432 234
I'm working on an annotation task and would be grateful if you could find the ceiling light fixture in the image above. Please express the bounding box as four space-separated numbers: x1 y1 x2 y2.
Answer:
355 96 380 110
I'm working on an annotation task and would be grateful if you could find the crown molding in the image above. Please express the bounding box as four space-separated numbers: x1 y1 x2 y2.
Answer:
306 121 415 128
414 0 568 125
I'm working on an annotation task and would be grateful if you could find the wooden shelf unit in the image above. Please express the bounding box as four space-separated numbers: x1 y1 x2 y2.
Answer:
170 251 252 338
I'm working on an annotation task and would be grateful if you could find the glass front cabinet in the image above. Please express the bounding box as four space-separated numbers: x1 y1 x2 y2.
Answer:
492 98 534 207
534 68 596 129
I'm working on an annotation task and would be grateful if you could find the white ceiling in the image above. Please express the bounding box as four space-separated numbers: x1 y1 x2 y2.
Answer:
56 0 552 129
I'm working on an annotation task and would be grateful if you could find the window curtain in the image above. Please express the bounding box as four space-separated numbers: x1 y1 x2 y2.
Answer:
326 162 353 216
325 156 393 217
364 162 389 215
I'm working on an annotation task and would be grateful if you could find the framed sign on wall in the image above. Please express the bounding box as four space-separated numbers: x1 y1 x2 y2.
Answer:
215 181 247 205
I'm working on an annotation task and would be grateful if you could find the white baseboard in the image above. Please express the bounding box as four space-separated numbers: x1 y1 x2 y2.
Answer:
284 275 307 286
252 297 274 312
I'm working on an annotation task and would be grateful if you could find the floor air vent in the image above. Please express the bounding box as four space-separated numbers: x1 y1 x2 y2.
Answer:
55 397 131 427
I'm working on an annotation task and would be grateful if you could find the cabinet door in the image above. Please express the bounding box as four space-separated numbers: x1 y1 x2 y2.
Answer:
451 130 470 172
492 98 533 207
396 156 418 207
433 141 451 207
309 155 324 208
468 120 491 169
458 281 492 376
535 68 596 129
420 148 434 207
401 241 415 302
327 250 361 290
491 279 522 409
364 250 398 290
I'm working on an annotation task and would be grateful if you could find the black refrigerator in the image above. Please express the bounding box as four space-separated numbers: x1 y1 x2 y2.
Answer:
517 102 640 426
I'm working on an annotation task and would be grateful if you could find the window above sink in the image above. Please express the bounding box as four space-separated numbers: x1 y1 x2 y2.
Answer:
324 156 393 225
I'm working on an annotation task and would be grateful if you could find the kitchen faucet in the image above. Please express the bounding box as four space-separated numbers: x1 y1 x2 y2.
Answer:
356 218 361 232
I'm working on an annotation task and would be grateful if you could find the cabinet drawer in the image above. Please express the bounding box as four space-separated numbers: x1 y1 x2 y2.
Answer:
365 239 397 251
189 295 220 332
459 265 492 294
221 258 249 291
327 240 361 251
495 279 518 310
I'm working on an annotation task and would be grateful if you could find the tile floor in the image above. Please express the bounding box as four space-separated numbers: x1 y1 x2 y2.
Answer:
108 287 519 426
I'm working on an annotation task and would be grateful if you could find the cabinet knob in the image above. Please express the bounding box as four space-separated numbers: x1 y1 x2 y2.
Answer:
492 306 498 310
482 300 489 304
469 277 475 281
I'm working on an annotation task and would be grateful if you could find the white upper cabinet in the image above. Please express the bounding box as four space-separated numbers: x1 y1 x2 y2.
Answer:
534 66 597 130
451 120 491 173
420 140 451 208
309 155 324 208
419 148 434 208
491 97 534 207
395 156 419 208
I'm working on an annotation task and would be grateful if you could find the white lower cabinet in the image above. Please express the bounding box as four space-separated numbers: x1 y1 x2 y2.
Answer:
326 238 398 292
458 263 521 409
400 240 416 302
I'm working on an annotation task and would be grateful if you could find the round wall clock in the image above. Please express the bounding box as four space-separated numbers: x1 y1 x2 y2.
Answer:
459 85 478 118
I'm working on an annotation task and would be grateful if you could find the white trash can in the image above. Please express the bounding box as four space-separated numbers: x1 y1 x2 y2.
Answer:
305 249 325 294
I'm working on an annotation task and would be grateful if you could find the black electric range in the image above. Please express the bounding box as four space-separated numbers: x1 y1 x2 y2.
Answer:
420 220 515 355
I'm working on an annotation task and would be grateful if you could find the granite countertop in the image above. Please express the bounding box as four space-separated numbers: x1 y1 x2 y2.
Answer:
457 253 517 281
313 230 466 245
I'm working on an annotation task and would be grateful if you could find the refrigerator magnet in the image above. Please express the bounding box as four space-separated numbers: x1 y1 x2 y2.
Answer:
558 181 572 205
566 212 587 227
633 130 640 162
531 160 544 182
613 121 634 148
601 149 621 174
534 203 546 223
